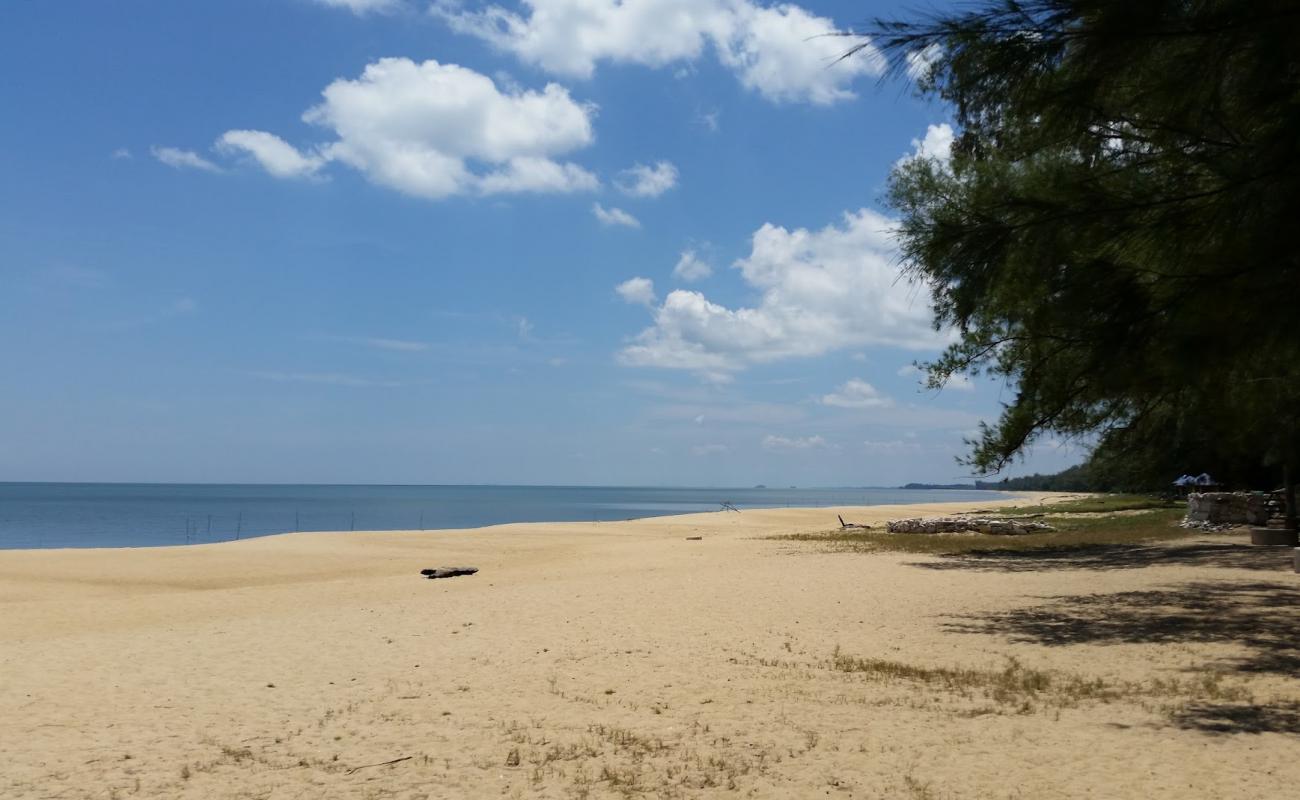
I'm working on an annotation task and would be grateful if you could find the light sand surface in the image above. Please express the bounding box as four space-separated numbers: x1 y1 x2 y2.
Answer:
2 494 1298 799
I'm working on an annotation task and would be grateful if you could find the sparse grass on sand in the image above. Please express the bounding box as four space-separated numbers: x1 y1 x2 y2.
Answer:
774 495 1193 555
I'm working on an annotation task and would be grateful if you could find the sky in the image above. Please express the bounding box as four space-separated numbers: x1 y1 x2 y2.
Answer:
0 0 1083 487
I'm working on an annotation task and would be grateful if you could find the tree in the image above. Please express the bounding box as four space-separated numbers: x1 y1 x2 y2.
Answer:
860 1 1300 510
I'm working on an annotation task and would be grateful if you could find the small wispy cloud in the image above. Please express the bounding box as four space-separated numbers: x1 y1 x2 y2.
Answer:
615 277 656 307
672 249 712 282
899 363 974 392
821 379 893 409
249 371 406 388
691 443 728 457
614 161 678 198
314 0 402 14
592 203 641 228
151 146 221 172
762 434 832 451
111 148 132 160
331 335 430 352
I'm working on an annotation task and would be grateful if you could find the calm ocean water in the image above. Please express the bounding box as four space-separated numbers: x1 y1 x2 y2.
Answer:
0 483 1013 550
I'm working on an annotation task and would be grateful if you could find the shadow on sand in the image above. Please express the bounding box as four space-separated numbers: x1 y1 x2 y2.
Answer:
942 580 1300 735
911 540 1295 574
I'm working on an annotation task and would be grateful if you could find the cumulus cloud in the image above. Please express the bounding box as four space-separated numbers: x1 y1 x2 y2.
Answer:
761 434 829 451
897 123 955 169
435 0 884 105
615 277 656 306
821 379 892 409
218 130 326 179
672 249 712 282
199 59 599 199
593 203 641 228
614 160 678 197
618 209 945 380
152 146 220 172
308 58 598 198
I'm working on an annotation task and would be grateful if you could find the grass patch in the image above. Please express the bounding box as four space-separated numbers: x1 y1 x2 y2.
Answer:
817 647 1251 711
775 502 1196 556
997 493 1181 516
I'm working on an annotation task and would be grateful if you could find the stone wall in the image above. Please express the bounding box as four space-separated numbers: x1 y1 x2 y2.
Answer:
1185 492 1275 526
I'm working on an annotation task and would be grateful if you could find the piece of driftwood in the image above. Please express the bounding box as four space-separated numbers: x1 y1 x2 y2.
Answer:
345 756 413 775
685 536 703 540
838 515 871 530
719 502 740 512
420 567 479 579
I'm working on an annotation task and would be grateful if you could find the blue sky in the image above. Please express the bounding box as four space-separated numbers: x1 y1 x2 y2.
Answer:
0 0 1082 486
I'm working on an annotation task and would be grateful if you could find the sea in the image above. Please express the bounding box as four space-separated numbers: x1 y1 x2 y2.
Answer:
0 483 1014 550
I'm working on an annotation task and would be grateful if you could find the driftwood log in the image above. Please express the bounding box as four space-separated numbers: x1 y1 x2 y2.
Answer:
420 567 479 580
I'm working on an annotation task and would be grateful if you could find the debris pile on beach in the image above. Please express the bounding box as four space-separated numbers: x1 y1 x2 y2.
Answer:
1177 518 1239 532
886 517 1055 535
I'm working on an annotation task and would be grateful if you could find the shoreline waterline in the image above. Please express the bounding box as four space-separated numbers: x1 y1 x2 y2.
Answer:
0 482 1023 550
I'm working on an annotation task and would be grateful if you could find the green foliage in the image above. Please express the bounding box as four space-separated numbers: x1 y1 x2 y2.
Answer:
869 1 1300 483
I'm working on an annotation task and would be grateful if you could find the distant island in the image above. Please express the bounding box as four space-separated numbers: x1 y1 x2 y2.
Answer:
902 464 1102 493
901 483 981 490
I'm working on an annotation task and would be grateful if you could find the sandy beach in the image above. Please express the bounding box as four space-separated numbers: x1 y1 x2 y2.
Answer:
2 494 1297 799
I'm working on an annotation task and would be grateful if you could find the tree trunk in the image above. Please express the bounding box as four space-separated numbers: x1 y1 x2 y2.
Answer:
1285 461 1298 533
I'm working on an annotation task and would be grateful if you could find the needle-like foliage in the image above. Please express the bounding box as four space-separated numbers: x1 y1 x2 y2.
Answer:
865 1 1300 482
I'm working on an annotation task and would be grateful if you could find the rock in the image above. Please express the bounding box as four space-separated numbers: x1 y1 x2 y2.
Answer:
420 567 479 580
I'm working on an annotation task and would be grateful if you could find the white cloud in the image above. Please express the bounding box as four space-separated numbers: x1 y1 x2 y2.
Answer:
615 277 656 306
672 249 712 282
714 2 883 105
152 146 220 172
308 58 597 198
315 0 401 14
905 43 942 81
899 363 974 392
821 379 892 409
435 0 884 105
218 130 326 179
111 148 132 160
762 434 829 451
593 203 641 228
619 209 945 379
945 374 975 392
203 58 596 199
614 160 678 197
897 123 955 168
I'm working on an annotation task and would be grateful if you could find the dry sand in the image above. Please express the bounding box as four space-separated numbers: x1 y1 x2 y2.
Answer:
2 494 1297 799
